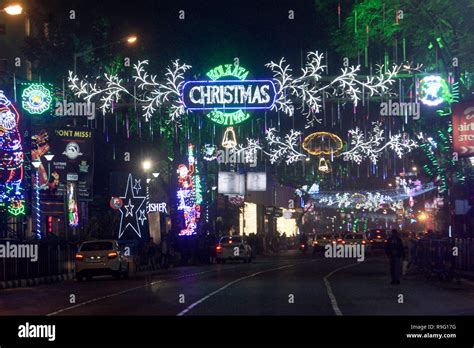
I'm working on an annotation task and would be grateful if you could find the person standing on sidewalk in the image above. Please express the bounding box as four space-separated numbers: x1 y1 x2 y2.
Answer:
161 234 169 269
385 229 405 284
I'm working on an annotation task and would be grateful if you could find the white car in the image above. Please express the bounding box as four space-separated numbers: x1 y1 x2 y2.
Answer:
75 240 129 281
216 236 252 264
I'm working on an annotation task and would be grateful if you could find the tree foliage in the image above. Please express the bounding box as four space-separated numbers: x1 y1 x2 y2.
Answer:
332 0 474 72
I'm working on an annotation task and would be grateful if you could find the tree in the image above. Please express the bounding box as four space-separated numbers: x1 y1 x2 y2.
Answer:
332 0 474 73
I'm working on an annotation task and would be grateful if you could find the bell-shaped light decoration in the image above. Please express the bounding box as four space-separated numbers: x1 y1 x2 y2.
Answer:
222 127 237 149
318 157 331 173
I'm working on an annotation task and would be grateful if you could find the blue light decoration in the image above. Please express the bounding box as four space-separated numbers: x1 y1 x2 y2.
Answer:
181 63 276 126
177 144 201 236
0 91 25 217
182 80 276 111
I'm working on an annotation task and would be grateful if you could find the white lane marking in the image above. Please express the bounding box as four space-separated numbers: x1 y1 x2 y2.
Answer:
323 262 360 316
177 264 297 316
46 269 219 316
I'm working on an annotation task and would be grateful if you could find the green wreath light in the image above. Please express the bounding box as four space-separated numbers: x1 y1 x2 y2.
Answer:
22 84 53 114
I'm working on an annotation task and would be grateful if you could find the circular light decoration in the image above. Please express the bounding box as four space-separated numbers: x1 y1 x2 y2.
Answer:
351 193 366 204
21 84 52 114
202 144 218 161
418 75 450 106
302 132 344 156
109 197 123 210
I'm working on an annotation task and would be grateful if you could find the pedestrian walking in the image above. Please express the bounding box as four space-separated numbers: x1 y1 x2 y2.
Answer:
385 229 405 284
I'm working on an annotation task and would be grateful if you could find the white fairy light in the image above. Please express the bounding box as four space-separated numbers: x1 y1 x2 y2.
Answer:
341 122 418 164
68 59 191 124
265 128 306 165
266 51 403 129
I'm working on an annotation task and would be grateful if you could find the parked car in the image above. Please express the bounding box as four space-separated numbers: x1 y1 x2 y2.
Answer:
75 240 129 281
216 236 252 264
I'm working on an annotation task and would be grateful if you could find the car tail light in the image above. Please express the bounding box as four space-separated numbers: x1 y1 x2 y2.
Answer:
341 240 346 244
300 244 305 248
216 245 222 253
313 241 318 246
362 240 366 244
370 240 374 243
107 251 118 259
75 254 84 261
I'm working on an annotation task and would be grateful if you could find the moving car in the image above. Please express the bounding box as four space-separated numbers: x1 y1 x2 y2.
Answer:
366 229 388 248
342 233 371 255
312 234 333 250
216 236 252 263
75 240 129 281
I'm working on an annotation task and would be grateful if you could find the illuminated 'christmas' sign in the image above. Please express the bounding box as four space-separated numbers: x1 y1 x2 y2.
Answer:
182 64 276 126
182 80 276 110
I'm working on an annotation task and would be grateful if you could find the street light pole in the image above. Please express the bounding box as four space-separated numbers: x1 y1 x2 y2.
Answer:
73 35 138 75
32 159 42 239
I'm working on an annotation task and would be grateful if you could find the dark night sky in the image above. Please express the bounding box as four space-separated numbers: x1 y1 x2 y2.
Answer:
72 0 332 74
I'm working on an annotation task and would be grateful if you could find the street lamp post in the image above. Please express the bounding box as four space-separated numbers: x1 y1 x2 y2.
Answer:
32 158 42 239
73 35 138 75
44 152 54 179
1 4 22 15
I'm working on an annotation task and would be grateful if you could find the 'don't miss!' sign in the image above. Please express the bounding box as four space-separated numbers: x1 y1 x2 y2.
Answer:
181 63 276 126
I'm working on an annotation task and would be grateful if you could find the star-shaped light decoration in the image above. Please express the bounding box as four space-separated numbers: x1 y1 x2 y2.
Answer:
138 210 147 226
124 199 134 217
133 179 141 195
118 174 147 239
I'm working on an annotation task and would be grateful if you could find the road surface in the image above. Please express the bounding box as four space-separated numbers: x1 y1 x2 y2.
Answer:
1 251 474 316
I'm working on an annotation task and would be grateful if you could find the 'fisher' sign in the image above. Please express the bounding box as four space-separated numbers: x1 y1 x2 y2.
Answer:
182 80 276 111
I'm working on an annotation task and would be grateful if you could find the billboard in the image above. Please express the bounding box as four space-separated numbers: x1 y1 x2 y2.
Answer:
218 172 244 195
452 103 474 157
246 172 267 191
31 127 94 200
